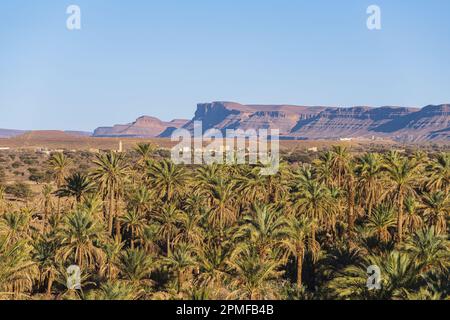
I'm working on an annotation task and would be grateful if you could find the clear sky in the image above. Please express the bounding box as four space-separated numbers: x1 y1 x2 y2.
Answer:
1 0 450 131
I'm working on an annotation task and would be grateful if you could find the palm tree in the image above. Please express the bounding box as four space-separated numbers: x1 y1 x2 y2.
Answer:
355 153 383 216
281 215 313 288
174 212 205 248
228 245 282 300
163 243 196 293
293 179 331 248
0 236 37 299
0 210 31 245
204 177 237 228
100 237 124 281
56 173 95 204
330 146 352 188
58 210 105 270
155 204 184 256
426 153 449 193
48 153 72 218
118 248 155 288
32 237 58 295
147 159 189 202
121 210 146 249
328 251 420 299
403 196 423 234
134 143 156 167
128 186 153 217
87 280 142 300
401 227 449 273
384 156 419 243
314 151 334 187
196 241 233 288
91 152 129 235
365 204 396 243
39 184 54 233
0 185 6 214
422 191 449 234
237 204 287 257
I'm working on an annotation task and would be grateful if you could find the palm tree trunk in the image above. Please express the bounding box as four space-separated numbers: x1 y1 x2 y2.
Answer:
43 200 49 233
108 183 114 235
167 234 171 257
296 251 303 288
56 197 61 219
114 194 121 239
397 191 404 243
131 226 135 249
47 271 54 296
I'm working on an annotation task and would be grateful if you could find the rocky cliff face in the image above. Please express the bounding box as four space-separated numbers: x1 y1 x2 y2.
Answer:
93 102 450 141
182 102 449 141
93 116 189 138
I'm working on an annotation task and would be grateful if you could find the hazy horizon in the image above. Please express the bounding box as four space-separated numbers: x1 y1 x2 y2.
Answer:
1 0 450 131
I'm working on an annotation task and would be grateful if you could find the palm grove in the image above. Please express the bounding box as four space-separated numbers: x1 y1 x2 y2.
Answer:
0 144 448 300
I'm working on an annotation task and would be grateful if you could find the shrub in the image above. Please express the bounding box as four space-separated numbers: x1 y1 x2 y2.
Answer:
5 182 33 199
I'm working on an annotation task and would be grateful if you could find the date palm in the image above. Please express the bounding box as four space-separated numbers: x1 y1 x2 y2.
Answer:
196 241 233 288
0 236 37 299
91 152 129 235
384 156 419 243
147 159 189 202
128 186 153 217
401 227 449 273
236 204 287 257
155 204 185 256
121 210 146 249
426 153 449 193
174 212 205 247
0 185 5 214
39 184 54 233
355 153 383 216
87 280 142 300
227 245 282 300
403 196 423 233
365 204 396 243
330 146 352 188
163 243 196 293
48 153 72 218
204 177 237 228
421 191 449 234
57 210 105 270
57 173 95 204
118 248 155 288
100 237 124 281
281 215 313 288
314 151 334 187
134 143 156 167
328 251 420 300
293 179 331 247
0 210 31 245
32 237 58 295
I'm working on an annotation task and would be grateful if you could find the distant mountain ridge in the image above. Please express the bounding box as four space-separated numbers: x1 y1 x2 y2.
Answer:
93 116 188 138
176 102 449 142
0 129 92 139
11 101 442 142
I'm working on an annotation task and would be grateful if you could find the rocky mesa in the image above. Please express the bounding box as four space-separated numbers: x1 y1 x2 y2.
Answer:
93 102 450 142
93 116 189 138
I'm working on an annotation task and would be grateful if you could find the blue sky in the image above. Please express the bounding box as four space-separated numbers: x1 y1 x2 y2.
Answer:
1 0 450 131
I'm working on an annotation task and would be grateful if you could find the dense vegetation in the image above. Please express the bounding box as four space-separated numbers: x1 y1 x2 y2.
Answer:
0 144 448 300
